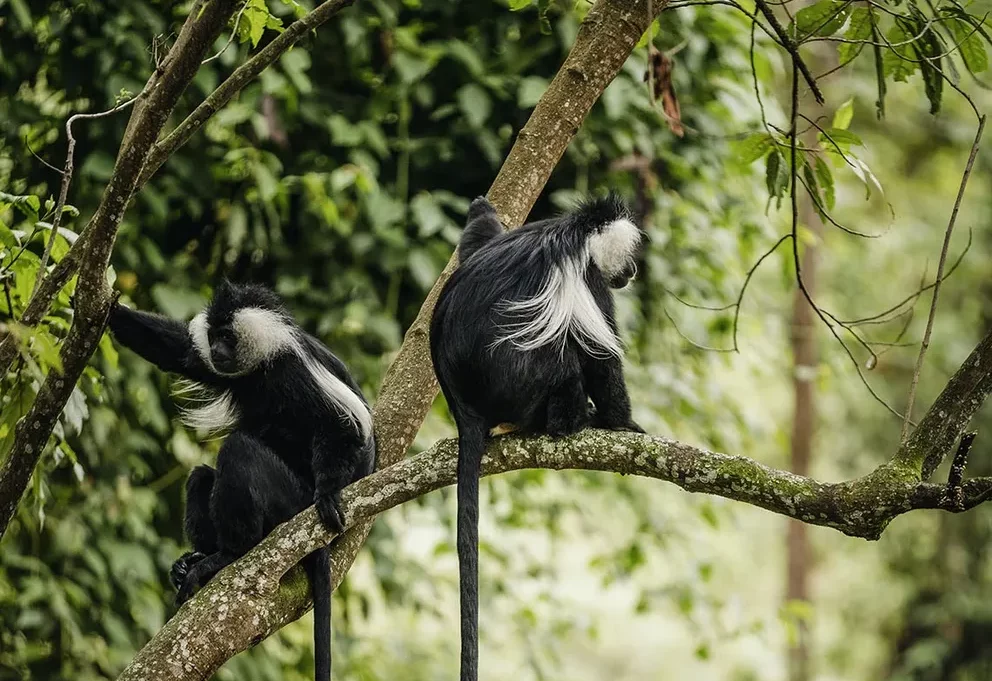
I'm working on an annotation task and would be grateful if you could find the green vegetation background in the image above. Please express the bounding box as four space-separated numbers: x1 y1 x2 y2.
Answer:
2 0 992 679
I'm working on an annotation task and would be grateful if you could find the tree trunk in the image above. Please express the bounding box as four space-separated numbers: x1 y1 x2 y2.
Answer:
786 157 822 681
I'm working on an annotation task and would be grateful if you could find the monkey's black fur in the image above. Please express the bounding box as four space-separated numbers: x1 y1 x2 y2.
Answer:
109 281 374 681
430 195 644 681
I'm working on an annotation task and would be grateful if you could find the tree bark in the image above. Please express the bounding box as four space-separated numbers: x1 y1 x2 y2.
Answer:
0 0 241 538
117 400 992 681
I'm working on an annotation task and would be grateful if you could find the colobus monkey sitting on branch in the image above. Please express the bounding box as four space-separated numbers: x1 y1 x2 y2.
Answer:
108 281 375 681
430 194 645 681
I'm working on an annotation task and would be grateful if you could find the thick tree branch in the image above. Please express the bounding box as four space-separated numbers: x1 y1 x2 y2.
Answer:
0 0 241 539
895 324 992 479
117 423 992 681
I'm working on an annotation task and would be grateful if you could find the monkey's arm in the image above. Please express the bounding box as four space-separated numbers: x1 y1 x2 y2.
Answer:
108 302 217 384
310 430 368 534
458 196 503 262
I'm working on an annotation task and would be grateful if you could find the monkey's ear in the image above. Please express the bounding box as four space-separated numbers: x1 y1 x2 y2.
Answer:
215 278 235 297
467 196 497 221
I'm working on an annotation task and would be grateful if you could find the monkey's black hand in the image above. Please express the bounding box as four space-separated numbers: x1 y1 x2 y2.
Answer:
170 551 207 591
314 490 346 535
467 195 496 220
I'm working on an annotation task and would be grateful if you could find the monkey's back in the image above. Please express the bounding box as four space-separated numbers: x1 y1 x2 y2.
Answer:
431 224 590 430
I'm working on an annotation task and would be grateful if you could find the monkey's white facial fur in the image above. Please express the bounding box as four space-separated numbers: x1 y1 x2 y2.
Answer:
189 308 297 377
588 218 642 281
231 308 298 372
184 306 373 439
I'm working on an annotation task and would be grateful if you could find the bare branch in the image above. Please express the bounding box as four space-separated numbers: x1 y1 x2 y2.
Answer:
900 116 986 441
753 0 825 103
201 1 249 65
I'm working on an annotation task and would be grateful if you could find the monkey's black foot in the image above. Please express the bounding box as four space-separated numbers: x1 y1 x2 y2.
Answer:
467 196 496 220
175 577 197 607
170 551 207 591
590 408 645 434
315 491 346 535
174 556 219 607
545 407 590 437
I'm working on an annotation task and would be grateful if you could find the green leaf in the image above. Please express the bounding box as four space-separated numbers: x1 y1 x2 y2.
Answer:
457 84 492 128
765 150 789 200
802 158 822 215
241 0 270 48
872 20 887 118
814 156 835 210
792 0 850 39
911 14 944 114
537 0 552 34
832 98 854 130
508 0 532 9
839 7 872 64
734 133 774 165
882 23 919 82
948 17 988 73
819 127 862 149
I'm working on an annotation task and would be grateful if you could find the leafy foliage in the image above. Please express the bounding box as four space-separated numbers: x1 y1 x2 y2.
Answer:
3 0 992 679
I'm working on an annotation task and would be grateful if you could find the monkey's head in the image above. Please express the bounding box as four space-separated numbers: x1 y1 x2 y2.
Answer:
190 281 298 376
582 195 644 289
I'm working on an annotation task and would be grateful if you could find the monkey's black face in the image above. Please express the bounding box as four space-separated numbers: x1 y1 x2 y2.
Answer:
607 260 637 289
207 324 239 374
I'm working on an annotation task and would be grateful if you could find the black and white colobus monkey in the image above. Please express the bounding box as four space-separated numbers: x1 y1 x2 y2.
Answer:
430 194 645 681
108 281 375 681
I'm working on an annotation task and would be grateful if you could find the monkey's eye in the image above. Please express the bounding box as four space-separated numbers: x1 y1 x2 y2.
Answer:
213 327 237 346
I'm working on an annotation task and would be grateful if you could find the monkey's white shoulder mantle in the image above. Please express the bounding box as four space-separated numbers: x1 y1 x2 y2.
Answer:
180 308 373 438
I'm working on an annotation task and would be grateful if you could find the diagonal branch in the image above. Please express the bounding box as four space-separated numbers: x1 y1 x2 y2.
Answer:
0 0 242 539
137 0 358 189
117 422 992 681
900 115 986 441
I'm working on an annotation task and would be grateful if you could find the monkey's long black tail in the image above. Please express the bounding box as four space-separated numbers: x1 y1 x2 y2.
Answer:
457 415 488 681
305 547 332 681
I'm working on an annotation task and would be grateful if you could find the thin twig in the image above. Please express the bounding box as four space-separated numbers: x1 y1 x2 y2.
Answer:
24 136 64 176
787 54 907 421
754 0 825 103
664 308 736 352
841 229 972 326
901 117 986 442
30 93 144 298
202 0 249 65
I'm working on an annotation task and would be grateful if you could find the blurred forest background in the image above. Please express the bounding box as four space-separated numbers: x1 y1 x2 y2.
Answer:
3 0 992 679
